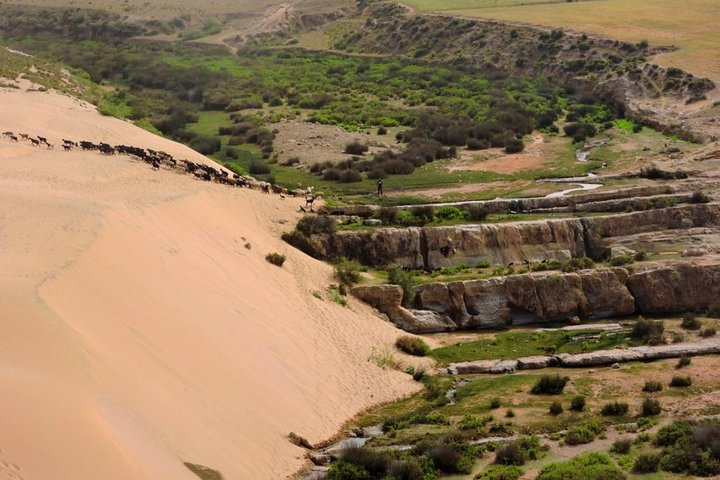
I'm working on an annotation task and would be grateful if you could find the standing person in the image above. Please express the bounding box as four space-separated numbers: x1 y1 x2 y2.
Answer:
377 178 383 196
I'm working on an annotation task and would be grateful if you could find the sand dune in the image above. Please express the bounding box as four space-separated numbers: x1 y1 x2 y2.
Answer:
0 88 417 479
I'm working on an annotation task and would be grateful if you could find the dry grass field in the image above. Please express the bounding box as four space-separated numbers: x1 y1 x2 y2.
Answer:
406 0 720 83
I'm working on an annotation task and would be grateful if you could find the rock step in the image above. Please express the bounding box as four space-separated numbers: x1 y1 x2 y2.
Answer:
447 338 720 374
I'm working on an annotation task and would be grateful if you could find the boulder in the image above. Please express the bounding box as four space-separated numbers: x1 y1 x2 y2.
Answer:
363 218 383 227
517 356 557 369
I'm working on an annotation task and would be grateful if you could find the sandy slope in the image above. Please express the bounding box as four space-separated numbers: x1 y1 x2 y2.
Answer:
0 88 417 479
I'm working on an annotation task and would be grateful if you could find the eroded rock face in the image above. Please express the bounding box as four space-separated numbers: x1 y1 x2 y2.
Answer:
628 262 720 313
352 262 720 334
306 204 720 269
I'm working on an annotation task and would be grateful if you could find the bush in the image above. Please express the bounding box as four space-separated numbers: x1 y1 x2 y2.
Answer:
387 266 416 307
641 398 662 416
610 438 632 454
504 138 524 153
549 401 563 416
490 398 502 409
681 313 702 330
395 335 431 356
633 453 661 473
642 380 663 393
464 205 490 221
249 160 271 175
412 366 426 381
345 141 369 155
296 215 336 236
564 426 595 445
427 445 462 473
676 355 692 369
189 135 222 154
327 461 370 480
701 327 717 337
654 420 720 476
505 409 515 418
375 206 399 225
334 258 364 286
670 375 692 387
531 374 568 395
387 460 423 480
377 126 388 135
570 395 586 412
691 191 711 204
265 252 286 267
631 317 665 345
467 137 490 150
537 453 625 480
609 255 634 266
435 206 470 222
495 443 526 466
475 465 523 480
601 401 629 416
340 447 389 478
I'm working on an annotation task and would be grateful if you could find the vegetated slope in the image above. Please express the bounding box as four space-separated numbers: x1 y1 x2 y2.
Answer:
330 3 718 142
0 85 417 479
411 0 720 85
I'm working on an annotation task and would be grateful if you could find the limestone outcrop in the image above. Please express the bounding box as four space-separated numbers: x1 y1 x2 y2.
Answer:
448 337 720 374
307 204 720 269
353 261 720 333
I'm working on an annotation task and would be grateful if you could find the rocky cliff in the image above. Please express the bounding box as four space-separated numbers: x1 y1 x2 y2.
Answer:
352 261 720 333
309 204 720 269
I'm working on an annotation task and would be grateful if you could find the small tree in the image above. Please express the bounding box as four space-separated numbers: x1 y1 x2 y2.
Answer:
549 401 563 416
570 395 586 412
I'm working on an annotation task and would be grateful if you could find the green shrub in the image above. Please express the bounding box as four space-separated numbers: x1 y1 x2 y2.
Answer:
681 313 702 330
536 453 625 480
549 401 563 416
631 317 664 345
495 442 526 466
412 366 426 381
265 252 286 267
633 453 661 473
642 380 663 393
531 374 568 395
395 335 431 356
676 355 692 369
690 191 711 204
701 327 717 337
427 445 462 473
490 398 502 409
328 461 370 480
387 266 417 307
474 465 523 480
640 398 661 416
387 460 423 480
375 206 399 225
339 446 389 478
601 401 629 416
464 205 490 221
570 395 586 412
435 206 470 222
334 258 364 286
248 160 271 174
669 375 692 387
505 409 515 418
564 426 595 445
610 438 632 454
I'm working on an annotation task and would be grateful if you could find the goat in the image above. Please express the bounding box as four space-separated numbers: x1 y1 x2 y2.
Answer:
29 138 40 147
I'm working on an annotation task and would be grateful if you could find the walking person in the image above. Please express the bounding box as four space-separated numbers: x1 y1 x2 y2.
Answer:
377 178 383 196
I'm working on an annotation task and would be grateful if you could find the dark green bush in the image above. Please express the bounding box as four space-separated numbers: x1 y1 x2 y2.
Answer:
642 380 663 393
387 266 417 307
691 191 711 204
681 313 702 330
296 215 336 236
248 160 271 175
640 398 661 416
609 255 634 266
265 252 286 267
701 327 717 337
375 206 399 225
463 204 490 221
339 447 389 478
564 426 595 445
601 401 629 416
570 395 586 412
387 460 423 480
345 141 369 155
327 461 369 480
531 374 568 395
427 445 462 473
670 376 692 387
490 398 502 409
633 453 661 473
610 438 632 454
631 317 664 345
395 335 431 356
495 443 526 466
549 401 563 415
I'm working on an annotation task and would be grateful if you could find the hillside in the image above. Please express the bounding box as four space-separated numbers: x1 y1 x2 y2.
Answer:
0 81 418 479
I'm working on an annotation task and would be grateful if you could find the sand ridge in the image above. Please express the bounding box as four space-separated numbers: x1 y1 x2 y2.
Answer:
0 87 418 479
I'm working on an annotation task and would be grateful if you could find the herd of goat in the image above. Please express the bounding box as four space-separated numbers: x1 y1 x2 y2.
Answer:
1 130 319 206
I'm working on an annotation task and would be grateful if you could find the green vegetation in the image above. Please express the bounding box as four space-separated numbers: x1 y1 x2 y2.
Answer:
654 420 720 476
642 381 663 393
630 317 664 345
475 464 523 480
265 252 286 267
531 374 568 395
334 258 365 286
396 336 431 357
600 401 629 417
669 376 692 388
681 313 702 330
431 329 639 364
536 453 625 480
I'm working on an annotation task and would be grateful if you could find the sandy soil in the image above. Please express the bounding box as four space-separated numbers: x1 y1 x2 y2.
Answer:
451 133 549 174
0 87 417 479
